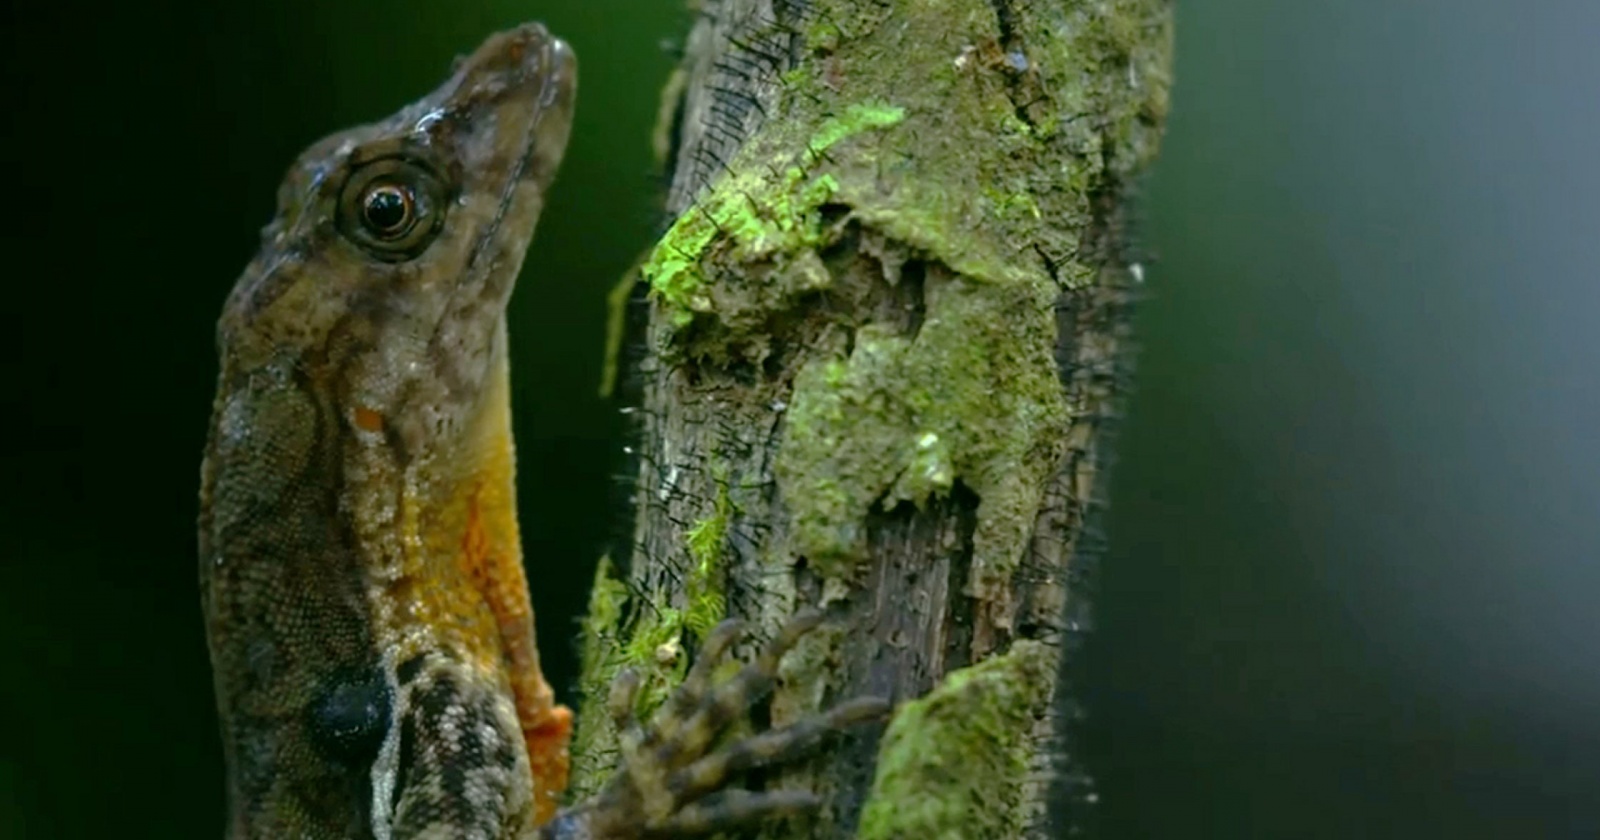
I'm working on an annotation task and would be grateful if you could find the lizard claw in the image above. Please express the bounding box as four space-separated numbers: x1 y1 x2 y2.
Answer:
540 611 889 839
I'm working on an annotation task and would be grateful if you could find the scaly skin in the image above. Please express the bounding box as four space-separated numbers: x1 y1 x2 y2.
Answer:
198 23 884 840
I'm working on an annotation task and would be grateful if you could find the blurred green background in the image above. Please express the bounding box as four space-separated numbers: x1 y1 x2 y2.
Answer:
3 1 1597 837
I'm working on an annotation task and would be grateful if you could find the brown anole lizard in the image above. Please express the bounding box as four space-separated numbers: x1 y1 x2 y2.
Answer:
198 23 884 840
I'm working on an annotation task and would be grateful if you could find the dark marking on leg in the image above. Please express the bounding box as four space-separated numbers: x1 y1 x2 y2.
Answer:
390 665 527 837
397 653 428 684
305 664 392 768
392 707 417 815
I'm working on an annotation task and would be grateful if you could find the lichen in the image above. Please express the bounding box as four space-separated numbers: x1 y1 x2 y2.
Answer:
770 618 848 727
768 0 1171 592
1009 0 1174 176
858 641 1057 840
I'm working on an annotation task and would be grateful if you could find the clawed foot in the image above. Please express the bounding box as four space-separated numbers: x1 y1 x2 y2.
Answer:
538 611 889 839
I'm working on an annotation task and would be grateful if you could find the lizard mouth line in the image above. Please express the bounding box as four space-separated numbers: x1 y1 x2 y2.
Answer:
416 30 574 411
463 35 575 279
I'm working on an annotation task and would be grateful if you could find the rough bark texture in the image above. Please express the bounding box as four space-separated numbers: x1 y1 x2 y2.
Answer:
574 1 1172 837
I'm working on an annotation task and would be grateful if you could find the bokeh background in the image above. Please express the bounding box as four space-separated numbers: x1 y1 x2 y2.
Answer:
3 1 1597 837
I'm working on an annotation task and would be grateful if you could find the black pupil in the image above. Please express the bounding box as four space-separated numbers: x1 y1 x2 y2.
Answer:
363 185 411 235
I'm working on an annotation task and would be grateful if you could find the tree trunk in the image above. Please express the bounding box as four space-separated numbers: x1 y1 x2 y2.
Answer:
573 1 1172 837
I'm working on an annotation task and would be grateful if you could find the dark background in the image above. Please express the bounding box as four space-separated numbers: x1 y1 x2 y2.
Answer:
3 1 1597 837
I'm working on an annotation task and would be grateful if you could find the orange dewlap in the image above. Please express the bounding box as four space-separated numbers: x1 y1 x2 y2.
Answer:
458 478 573 824
399 349 572 825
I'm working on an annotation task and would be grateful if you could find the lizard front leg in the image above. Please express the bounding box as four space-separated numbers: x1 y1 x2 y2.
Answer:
540 612 889 839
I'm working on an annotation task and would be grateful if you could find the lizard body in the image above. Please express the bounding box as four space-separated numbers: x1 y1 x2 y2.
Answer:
199 23 884 840
200 25 576 838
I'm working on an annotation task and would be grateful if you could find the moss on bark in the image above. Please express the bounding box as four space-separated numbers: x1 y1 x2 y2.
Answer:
573 0 1173 835
858 641 1057 839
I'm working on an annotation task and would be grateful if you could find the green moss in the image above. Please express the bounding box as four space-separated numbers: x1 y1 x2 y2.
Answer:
631 0 1164 594
569 563 698 796
804 15 843 54
598 262 642 398
638 102 905 331
858 641 1056 840
582 557 629 637
617 605 716 721
776 276 1066 591
806 103 905 158
569 556 632 799
585 0 1171 812
571 482 741 792
682 478 734 639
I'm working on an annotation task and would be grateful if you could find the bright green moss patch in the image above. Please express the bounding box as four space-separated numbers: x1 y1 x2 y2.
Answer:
683 478 734 639
858 641 1056 840
639 102 905 330
807 103 905 158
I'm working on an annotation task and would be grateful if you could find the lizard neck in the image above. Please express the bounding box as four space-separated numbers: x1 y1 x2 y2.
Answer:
357 315 573 825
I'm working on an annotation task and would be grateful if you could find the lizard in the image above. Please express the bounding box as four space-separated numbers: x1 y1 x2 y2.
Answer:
198 23 886 840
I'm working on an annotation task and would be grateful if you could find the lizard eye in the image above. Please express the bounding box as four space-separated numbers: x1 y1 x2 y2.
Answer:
361 184 414 237
338 157 449 261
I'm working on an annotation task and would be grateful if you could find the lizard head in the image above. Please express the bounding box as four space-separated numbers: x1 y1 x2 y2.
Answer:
200 24 575 839
216 22 575 460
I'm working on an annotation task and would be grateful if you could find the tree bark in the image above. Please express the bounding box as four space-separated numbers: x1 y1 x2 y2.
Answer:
574 1 1172 837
